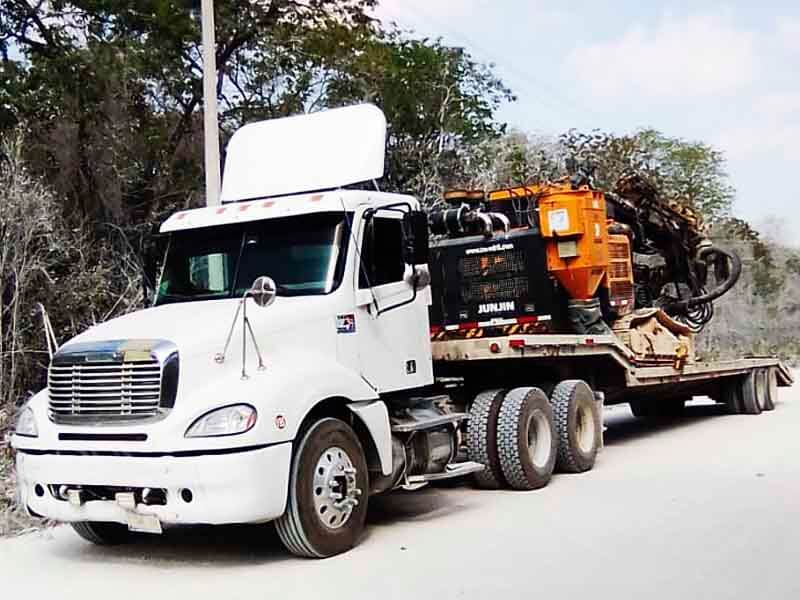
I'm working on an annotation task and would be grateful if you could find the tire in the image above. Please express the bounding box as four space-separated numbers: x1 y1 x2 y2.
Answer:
551 380 601 473
275 418 369 558
496 387 557 490
721 378 743 414
71 522 133 545
763 368 778 411
739 371 762 415
467 389 507 489
755 368 775 411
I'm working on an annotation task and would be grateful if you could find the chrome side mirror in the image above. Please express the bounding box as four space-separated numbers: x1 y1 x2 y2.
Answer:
249 276 278 308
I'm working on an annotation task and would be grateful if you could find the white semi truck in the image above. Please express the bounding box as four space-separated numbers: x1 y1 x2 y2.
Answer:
11 105 792 558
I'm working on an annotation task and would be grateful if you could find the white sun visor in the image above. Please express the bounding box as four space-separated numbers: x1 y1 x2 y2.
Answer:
220 103 387 203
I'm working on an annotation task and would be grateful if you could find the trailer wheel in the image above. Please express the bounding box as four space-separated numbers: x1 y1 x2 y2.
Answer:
467 389 507 489
763 368 778 411
275 418 368 558
739 371 762 415
71 522 133 545
721 378 743 414
551 380 601 473
496 387 557 490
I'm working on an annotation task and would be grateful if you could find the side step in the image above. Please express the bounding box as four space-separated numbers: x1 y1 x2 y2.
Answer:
405 461 484 487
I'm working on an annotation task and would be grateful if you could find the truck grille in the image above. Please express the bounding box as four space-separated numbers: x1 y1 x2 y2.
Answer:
48 359 162 423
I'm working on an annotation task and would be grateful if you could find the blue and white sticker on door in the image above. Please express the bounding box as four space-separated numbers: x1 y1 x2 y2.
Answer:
336 314 356 334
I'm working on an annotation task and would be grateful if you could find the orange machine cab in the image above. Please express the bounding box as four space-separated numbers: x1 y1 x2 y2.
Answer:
538 186 609 300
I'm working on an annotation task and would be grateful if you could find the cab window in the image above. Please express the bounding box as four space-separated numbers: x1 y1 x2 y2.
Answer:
359 216 405 288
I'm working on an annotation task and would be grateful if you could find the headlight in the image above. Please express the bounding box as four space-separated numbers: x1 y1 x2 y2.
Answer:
15 406 38 438
185 404 257 438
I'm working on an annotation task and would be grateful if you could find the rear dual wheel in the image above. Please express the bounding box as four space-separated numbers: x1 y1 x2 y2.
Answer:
468 387 557 490
550 380 602 473
467 389 507 489
496 388 558 490
722 368 776 415
468 380 601 489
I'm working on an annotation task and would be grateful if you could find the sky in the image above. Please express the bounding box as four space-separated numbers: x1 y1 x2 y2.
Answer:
373 1 800 241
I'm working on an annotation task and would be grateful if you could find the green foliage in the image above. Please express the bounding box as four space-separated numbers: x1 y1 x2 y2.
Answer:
560 129 735 222
320 32 514 198
1 1 385 225
0 1 510 222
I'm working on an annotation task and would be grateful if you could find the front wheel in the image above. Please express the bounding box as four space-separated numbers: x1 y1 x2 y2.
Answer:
275 418 369 558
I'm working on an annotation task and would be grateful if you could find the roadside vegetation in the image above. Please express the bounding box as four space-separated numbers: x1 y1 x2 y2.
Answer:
0 0 796 534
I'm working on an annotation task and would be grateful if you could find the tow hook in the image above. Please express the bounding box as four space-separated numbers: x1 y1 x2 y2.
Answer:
61 486 86 507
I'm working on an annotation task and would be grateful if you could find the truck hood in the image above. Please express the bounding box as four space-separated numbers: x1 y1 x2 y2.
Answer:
67 297 331 362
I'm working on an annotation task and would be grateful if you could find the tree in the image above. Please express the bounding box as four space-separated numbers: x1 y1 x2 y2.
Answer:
0 133 142 411
0 1 512 215
560 129 735 222
333 35 514 202
0 0 380 225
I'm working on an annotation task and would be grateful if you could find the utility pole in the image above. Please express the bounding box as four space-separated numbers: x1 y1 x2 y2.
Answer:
201 0 221 207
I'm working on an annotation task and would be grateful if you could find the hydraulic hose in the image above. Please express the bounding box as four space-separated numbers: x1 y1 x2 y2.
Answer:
663 245 742 313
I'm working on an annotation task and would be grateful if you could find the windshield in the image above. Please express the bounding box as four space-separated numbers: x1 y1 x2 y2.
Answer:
155 212 350 305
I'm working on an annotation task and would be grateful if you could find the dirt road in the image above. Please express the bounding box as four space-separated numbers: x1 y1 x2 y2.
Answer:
2 387 798 599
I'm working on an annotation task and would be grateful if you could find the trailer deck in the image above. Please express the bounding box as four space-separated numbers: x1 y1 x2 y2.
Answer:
432 334 794 399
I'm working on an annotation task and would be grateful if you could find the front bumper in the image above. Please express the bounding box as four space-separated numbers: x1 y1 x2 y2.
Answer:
15 443 292 526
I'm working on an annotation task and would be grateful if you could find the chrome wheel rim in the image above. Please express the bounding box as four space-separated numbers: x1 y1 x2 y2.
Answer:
526 411 552 469
312 446 361 530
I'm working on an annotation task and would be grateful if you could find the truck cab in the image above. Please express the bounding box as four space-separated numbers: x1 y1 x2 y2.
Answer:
11 105 478 557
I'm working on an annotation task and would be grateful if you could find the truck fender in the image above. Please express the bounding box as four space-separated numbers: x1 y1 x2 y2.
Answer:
347 400 392 476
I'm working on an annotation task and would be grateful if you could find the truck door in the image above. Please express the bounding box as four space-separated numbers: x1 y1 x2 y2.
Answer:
355 213 433 393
